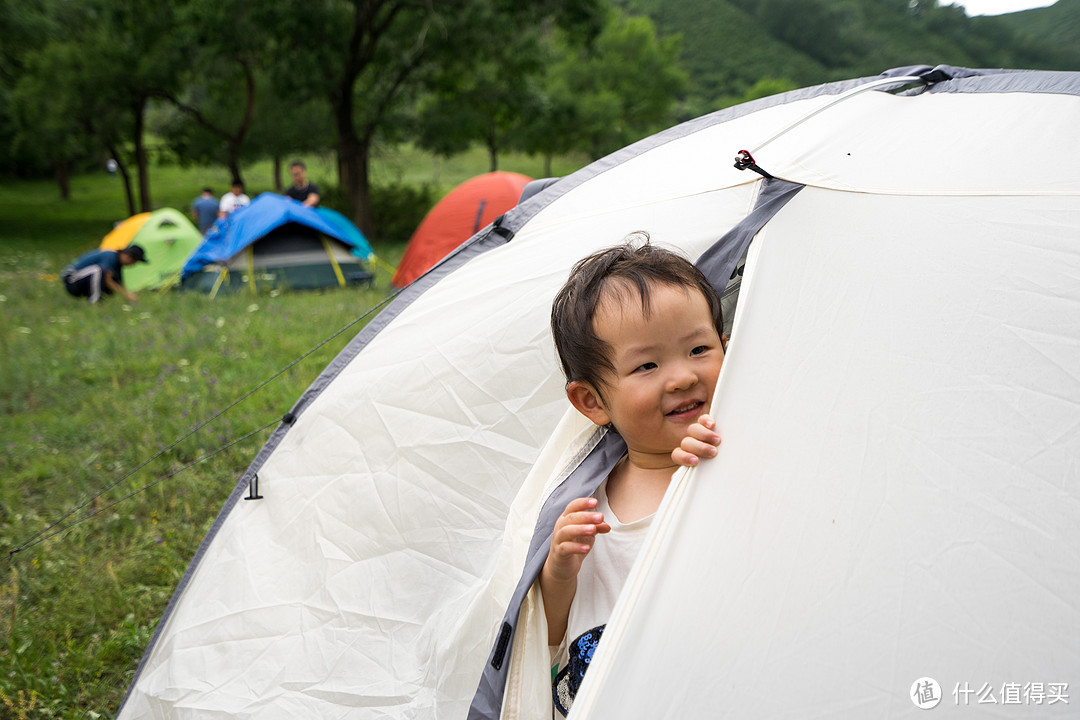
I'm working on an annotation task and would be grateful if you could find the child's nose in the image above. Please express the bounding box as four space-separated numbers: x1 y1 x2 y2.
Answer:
666 365 698 392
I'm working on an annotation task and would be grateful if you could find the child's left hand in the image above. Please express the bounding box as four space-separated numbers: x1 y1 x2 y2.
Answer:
672 414 721 467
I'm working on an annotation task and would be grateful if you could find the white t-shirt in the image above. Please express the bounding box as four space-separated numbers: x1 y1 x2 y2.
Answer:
552 479 653 715
564 480 653 641
219 192 250 214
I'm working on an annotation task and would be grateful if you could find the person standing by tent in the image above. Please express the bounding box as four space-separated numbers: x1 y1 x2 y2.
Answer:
61 244 147 304
285 160 320 207
218 180 250 219
540 239 726 716
191 187 219 234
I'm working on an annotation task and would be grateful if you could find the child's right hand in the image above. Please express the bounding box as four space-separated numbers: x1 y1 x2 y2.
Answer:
543 497 612 582
672 413 721 467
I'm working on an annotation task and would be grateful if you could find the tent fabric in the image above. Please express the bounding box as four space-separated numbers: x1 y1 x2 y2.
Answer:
100 213 151 250
118 66 1080 719
391 171 532 288
181 192 374 276
572 188 1080 720
98 208 203 291
315 206 375 260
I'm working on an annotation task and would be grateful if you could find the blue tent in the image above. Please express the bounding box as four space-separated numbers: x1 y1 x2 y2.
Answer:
315 207 375 261
181 193 374 295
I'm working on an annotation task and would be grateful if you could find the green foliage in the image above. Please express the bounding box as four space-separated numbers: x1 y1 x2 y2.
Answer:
322 181 437 244
538 12 688 160
714 76 800 109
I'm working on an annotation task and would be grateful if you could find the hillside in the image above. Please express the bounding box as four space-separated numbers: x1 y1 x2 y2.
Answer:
617 0 1080 112
992 0 1080 65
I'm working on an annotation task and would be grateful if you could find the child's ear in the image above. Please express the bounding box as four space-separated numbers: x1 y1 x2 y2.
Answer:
566 380 612 427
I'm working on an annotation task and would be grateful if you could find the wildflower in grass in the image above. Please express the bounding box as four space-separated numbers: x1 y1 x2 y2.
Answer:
178 358 190 367
0 294 6 301
16 327 30 334
247 303 259 312
215 317 225 328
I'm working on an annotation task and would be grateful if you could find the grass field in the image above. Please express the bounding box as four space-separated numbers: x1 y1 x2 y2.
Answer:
0 145 586 718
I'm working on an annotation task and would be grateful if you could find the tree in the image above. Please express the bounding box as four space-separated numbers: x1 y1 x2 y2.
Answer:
415 26 548 172
11 46 88 199
154 0 297 186
1 0 73 180
527 13 687 163
266 0 604 238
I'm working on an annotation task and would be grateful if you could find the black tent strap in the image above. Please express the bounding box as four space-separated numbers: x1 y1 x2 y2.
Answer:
734 150 774 179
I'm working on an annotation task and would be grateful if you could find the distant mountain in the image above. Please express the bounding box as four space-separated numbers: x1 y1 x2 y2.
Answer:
616 0 1079 114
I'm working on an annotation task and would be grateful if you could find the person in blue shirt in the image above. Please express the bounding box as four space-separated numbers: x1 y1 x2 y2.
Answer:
61 244 147 304
191 187 219 234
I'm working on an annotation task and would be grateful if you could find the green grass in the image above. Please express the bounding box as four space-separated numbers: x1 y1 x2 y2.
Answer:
0 144 587 718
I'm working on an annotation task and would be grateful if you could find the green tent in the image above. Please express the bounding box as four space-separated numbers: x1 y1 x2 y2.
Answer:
100 208 204 291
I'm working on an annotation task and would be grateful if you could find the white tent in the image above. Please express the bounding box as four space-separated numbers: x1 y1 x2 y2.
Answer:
118 66 1080 719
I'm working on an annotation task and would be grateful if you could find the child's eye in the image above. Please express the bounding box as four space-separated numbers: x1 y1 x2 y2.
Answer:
634 362 657 372
690 345 708 356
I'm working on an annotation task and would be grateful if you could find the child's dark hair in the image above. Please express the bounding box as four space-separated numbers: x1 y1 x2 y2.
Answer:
551 234 723 398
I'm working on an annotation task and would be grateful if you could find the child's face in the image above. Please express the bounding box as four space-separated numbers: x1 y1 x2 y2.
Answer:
579 283 724 462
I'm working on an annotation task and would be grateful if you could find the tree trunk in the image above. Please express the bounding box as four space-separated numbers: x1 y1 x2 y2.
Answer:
109 145 137 217
55 162 71 200
334 72 376 237
273 156 282 192
133 100 152 212
227 158 243 186
488 124 498 172
338 133 374 238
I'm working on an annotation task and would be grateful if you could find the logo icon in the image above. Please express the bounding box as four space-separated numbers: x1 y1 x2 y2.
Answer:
911 677 942 709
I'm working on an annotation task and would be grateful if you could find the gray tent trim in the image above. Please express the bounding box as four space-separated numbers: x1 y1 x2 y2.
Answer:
119 65 1074 714
467 428 625 720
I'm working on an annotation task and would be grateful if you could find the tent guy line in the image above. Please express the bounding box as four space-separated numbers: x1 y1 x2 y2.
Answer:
5 290 401 563
4 417 284 561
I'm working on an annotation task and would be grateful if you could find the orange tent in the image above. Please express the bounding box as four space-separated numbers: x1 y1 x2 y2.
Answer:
392 171 532 288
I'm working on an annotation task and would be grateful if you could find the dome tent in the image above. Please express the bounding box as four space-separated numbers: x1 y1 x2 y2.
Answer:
392 170 532 288
98 208 203 291
119 66 1080 719
181 193 375 296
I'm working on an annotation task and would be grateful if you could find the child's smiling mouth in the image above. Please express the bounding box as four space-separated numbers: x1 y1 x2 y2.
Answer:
666 400 704 417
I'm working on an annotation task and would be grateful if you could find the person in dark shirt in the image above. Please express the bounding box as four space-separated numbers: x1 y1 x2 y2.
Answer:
61 244 147 304
285 160 320 207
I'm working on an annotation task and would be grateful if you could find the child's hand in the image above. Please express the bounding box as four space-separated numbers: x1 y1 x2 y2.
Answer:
540 497 611 644
544 497 612 582
672 413 721 467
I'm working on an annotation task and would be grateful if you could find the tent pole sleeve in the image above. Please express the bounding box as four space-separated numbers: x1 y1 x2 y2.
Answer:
321 237 347 287
247 246 256 295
